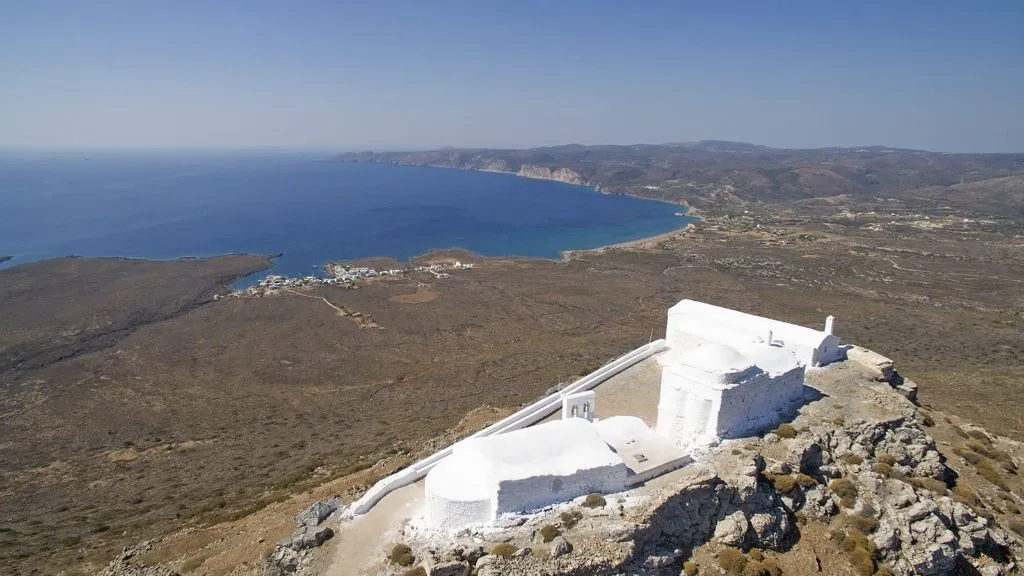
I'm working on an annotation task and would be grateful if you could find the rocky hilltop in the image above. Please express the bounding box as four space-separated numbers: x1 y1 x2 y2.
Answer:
311 358 1023 576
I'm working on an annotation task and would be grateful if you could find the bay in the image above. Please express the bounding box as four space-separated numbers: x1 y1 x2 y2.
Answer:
0 151 694 287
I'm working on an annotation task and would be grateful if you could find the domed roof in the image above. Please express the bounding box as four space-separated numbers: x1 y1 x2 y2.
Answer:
675 342 755 373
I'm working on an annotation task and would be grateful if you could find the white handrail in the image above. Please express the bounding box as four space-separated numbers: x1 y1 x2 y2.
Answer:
349 339 667 515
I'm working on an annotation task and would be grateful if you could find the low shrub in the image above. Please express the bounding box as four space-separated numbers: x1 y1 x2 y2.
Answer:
874 463 893 477
835 513 878 535
400 568 427 576
560 510 583 529
718 547 748 574
920 412 935 427
743 562 769 576
388 543 415 567
830 478 859 508
682 560 699 576
1007 518 1024 537
874 565 895 576
951 485 979 507
489 542 517 558
794 473 817 487
977 460 1010 490
876 453 896 466
762 558 782 576
583 493 606 508
966 429 992 442
747 548 764 562
849 514 879 534
906 476 948 495
840 454 864 466
774 424 797 439
772 474 798 494
539 524 561 543
954 447 983 465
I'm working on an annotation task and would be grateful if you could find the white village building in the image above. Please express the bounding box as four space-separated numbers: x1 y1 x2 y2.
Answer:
420 299 840 530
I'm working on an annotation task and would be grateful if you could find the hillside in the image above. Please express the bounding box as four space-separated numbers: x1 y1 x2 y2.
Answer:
335 142 1024 217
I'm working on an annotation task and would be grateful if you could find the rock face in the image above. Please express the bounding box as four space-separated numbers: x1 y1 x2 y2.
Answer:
516 165 585 186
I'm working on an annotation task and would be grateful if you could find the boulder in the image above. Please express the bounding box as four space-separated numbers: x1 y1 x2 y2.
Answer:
293 498 340 528
713 511 749 546
550 536 573 558
424 560 469 576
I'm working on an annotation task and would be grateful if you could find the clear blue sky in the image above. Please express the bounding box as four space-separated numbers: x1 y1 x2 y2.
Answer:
2 1 1022 152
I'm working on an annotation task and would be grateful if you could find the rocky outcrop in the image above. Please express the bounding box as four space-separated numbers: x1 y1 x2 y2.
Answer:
98 541 179 576
263 498 344 575
379 371 1021 576
516 165 585 186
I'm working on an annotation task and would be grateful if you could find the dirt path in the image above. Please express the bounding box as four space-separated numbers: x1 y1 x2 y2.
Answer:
326 482 425 576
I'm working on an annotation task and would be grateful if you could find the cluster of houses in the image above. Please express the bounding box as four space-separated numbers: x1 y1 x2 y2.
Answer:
236 261 475 296
324 261 475 282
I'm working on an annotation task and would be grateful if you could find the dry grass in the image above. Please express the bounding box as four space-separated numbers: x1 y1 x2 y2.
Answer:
583 493 607 508
682 560 699 576
489 543 517 558
876 453 896 466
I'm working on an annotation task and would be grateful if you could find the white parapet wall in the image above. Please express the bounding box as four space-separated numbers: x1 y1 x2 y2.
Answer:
348 339 668 516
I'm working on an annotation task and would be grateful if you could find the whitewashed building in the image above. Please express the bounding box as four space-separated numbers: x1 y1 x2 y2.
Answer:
655 341 805 449
665 300 842 367
424 418 629 530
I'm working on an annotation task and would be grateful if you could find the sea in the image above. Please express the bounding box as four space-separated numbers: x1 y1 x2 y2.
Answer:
0 151 695 287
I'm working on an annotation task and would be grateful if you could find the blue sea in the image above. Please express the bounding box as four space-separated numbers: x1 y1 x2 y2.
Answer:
0 151 694 287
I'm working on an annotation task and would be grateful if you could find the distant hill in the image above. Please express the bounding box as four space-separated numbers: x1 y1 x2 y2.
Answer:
335 141 1024 217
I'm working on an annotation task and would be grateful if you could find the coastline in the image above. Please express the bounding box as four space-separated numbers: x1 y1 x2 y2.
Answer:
331 160 704 264
559 209 701 262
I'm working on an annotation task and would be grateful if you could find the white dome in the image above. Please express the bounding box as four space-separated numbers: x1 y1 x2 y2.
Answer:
676 343 755 373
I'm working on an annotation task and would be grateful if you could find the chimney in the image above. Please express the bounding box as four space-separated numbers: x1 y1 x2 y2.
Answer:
824 315 835 336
